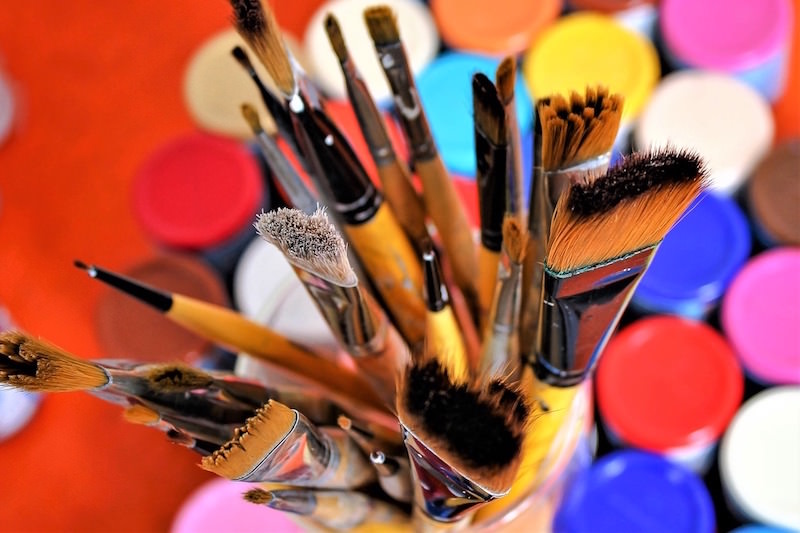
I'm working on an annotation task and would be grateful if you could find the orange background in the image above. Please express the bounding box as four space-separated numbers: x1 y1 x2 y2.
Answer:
0 1 796 531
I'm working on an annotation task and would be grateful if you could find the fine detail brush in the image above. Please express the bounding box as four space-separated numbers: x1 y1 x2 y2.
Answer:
324 12 430 252
521 86 625 363
229 0 428 350
473 73 508 332
396 359 530 526
364 5 479 321
477 216 527 384
73 260 396 429
255 206 409 407
244 488 408 530
201 399 376 489
495 56 524 225
123 404 221 456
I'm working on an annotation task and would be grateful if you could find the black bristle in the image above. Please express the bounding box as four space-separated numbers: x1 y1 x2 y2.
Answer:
403 361 522 470
568 148 705 217
489 380 530 423
229 0 265 37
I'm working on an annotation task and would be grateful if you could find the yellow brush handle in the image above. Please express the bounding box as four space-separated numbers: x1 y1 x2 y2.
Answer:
425 306 468 383
477 245 501 333
415 156 478 307
376 159 429 248
169 295 390 416
345 204 427 347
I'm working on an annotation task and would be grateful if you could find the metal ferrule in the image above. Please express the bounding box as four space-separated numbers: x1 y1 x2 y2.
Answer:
543 151 612 206
480 263 522 380
534 245 658 387
254 130 318 214
402 425 500 523
375 41 437 162
341 57 396 167
237 409 336 484
371 450 413 503
292 268 384 357
266 489 318 516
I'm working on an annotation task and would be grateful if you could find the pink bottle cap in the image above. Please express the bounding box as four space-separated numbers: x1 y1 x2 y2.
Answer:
660 0 792 71
722 248 800 385
133 132 264 250
170 478 304 533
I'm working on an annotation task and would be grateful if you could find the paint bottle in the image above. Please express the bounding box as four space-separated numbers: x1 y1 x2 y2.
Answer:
596 316 744 474
746 140 800 247
721 248 800 386
719 386 800 531
632 192 751 319
567 0 659 41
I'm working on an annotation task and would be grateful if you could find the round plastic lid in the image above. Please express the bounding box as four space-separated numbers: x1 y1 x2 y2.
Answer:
417 52 534 176
634 70 774 194
633 192 751 316
720 387 800 530
170 478 303 533
0 388 40 442
597 316 743 451
722 248 800 385
660 0 792 71
95 253 228 362
748 139 800 246
554 450 715 533
431 0 562 55
523 12 659 123
0 70 14 147
132 132 264 250
303 0 439 105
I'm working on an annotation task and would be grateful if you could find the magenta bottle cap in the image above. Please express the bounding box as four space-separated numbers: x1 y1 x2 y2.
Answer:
722 248 800 385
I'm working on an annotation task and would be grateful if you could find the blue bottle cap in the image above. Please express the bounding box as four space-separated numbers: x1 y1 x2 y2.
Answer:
731 526 797 533
416 52 534 177
632 191 751 319
554 450 716 533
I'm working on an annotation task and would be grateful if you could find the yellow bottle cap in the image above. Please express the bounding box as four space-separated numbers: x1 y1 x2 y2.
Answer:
523 12 659 123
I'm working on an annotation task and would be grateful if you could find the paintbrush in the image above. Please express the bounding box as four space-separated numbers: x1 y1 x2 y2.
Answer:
123 404 222 455
495 57 524 225
477 216 527 384
422 247 469 384
244 488 409 530
364 5 479 322
521 86 625 364
201 399 376 489
396 358 530 527
229 0 427 350
255 206 409 407
473 73 508 333
72 260 396 429
338 414 412 503
324 13 430 252
241 103 318 214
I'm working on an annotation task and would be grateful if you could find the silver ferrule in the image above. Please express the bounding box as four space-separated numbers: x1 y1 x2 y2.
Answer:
479 263 522 381
374 41 437 162
371 450 413 503
534 245 657 386
342 58 396 167
542 151 612 206
254 130 318 214
402 425 500 523
292 268 384 356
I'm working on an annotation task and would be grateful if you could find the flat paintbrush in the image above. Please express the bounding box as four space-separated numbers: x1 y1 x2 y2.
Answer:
495 57 525 225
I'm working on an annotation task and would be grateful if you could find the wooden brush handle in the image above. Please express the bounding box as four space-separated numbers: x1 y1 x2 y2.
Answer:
425 307 469 384
376 159 429 249
415 156 478 307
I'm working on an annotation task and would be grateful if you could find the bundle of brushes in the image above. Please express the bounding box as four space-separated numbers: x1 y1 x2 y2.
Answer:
0 0 709 530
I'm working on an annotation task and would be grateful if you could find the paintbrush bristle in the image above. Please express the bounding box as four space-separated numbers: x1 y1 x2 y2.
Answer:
244 488 274 505
398 359 530 493
0 331 108 392
229 0 295 96
547 148 707 273
495 57 516 107
201 399 296 480
255 207 357 286
241 103 263 134
473 73 507 146
123 404 161 426
145 364 214 392
364 6 400 46
336 414 353 431
324 13 348 63
231 45 255 73
502 216 527 265
538 86 624 171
